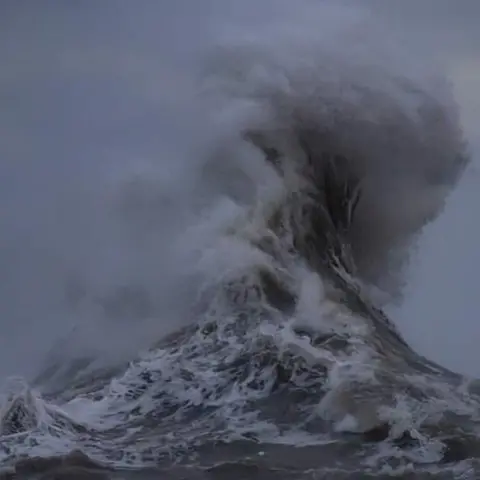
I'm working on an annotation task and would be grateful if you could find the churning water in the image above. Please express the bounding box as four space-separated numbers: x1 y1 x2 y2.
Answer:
1 2 480 479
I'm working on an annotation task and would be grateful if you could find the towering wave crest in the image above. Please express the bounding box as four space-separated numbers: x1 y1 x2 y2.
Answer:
0 4 476 478
202 22 467 299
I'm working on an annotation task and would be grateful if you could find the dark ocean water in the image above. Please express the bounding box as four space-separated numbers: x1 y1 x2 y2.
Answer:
1 2 480 479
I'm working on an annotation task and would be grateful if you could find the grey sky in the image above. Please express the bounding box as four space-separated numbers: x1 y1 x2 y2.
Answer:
357 1 480 375
0 1 479 378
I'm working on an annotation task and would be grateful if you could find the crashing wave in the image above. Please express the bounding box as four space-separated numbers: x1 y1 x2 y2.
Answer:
1 4 477 478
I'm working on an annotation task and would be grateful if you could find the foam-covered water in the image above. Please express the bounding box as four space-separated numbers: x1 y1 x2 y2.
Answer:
1 2 479 479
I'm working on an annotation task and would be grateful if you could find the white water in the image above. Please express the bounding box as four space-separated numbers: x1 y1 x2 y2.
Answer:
0 4 479 477
0 5 479 473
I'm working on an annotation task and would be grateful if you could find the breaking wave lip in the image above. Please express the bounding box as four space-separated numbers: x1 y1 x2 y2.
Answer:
0 4 477 478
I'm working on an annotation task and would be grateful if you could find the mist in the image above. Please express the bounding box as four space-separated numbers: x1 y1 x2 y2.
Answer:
0 0 479 383
362 0 480 376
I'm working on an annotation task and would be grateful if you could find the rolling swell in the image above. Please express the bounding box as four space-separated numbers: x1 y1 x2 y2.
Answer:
0 10 478 480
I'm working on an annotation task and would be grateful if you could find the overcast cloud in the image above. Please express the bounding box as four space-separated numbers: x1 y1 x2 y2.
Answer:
0 1 479 377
